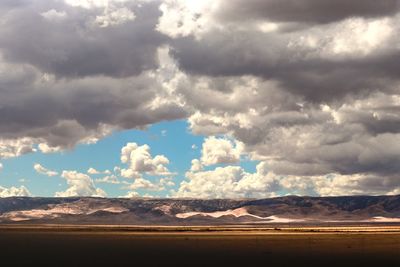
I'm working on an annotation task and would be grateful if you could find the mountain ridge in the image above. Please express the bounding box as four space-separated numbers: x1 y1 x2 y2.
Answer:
1 195 400 225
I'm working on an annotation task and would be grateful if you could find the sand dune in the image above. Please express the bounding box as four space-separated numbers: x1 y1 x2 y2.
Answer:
0 204 128 221
175 207 305 223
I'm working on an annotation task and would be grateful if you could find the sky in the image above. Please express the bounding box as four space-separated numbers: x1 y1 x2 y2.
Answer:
1 0 400 198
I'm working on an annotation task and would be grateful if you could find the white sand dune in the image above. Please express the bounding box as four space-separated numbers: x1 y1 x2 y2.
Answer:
0 204 128 221
176 207 256 219
153 205 172 214
176 207 305 223
368 216 400 223
260 216 306 223
176 207 400 223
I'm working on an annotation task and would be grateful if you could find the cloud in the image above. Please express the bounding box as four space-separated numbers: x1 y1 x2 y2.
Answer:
158 0 397 38
127 178 165 191
87 168 100 175
0 138 36 159
175 162 279 199
120 142 172 178
157 0 218 38
0 1 165 78
121 177 174 197
179 75 400 196
0 1 186 158
176 161 400 198
0 185 31 197
95 175 122 184
87 167 111 175
171 19 400 102
187 92 400 178
37 143 63 154
0 50 186 155
160 177 175 187
95 6 136 28
33 163 58 177
190 159 202 172
276 172 400 197
0 163 2 172
40 9 67 22
217 0 400 25
200 136 243 166
120 191 140 198
55 170 106 197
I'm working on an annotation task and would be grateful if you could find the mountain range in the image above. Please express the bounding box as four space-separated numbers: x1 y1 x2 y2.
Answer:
1 195 400 225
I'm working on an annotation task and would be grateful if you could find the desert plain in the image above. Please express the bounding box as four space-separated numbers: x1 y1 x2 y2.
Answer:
1 224 400 267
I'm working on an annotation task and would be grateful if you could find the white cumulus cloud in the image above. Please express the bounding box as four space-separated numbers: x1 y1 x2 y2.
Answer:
87 167 111 175
0 138 36 159
34 163 59 177
190 159 203 172
201 136 244 166
96 175 123 184
127 178 165 191
120 142 172 178
175 162 279 199
0 186 31 197
55 171 107 197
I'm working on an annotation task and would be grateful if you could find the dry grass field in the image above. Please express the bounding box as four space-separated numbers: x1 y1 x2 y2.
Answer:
1 225 400 266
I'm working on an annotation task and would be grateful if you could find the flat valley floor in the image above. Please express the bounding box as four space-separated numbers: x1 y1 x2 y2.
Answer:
1 225 400 267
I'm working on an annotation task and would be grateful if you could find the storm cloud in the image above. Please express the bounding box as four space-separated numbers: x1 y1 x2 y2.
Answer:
0 0 186 154
218 0 400 24
0 0 166 78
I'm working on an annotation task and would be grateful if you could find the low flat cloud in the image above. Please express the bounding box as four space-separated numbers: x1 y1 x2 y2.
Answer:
34 163 58 177
0 186 31 197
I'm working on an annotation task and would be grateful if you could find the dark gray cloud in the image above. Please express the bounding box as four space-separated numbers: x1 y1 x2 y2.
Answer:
0 0 166 78
171 29 400 102
0 0 186 152
0 62 186 149
218 0 400 24
0 68 186 147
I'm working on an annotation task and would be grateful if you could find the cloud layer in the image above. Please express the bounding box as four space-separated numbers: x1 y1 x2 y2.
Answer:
1 0 400 197
218 0 400 24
